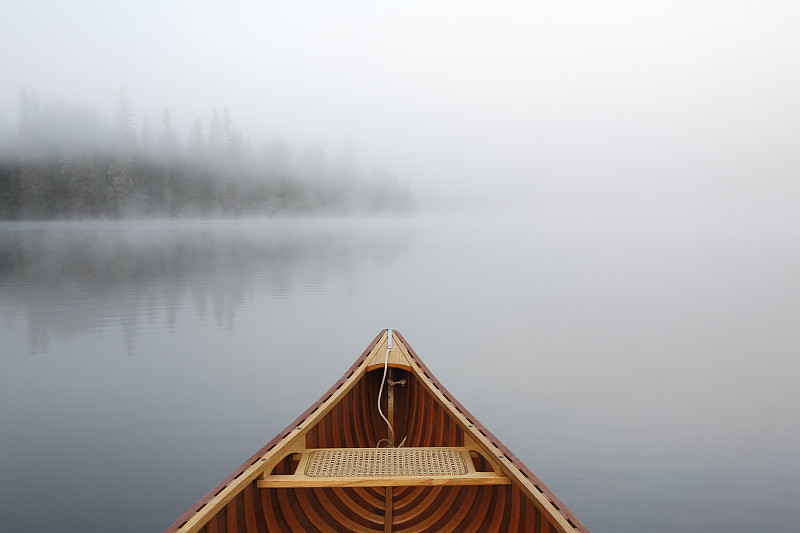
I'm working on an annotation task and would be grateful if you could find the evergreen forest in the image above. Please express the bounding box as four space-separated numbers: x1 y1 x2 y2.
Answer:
0 89 413 219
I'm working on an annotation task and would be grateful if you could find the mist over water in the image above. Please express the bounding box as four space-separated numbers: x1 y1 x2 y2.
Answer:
1 213 799 532
2 1 800 532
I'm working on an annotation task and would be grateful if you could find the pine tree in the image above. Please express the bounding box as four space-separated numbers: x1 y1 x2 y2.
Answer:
113 87 137 155
188 119 205 161
207 109 223 165
158 110 180 160
109 88 137 215
139 115 154 156
158 110 181 213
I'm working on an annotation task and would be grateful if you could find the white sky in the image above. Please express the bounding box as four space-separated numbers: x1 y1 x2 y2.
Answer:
2 0 799 210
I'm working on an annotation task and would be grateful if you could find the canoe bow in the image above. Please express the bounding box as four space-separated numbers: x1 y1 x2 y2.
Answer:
163 330 589 533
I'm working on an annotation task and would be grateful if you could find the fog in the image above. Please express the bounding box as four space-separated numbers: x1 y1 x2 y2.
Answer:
3 0 798 213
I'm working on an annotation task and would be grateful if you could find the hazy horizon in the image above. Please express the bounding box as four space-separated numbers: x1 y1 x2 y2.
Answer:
2 1 799 213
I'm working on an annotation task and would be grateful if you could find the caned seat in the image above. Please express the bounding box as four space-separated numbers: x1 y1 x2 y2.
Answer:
257 447 510 488
304 447 469 477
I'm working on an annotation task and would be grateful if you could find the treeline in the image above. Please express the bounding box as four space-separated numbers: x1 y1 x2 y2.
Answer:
0 88 413 219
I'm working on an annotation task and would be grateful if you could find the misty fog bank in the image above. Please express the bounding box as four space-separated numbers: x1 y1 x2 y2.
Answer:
3 2 800 226
0 89 412 220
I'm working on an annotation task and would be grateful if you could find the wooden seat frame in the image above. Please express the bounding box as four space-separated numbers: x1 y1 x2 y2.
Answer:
258 446 511 488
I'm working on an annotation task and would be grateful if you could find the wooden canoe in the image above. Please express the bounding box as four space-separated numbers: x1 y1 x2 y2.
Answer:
164 330 589 533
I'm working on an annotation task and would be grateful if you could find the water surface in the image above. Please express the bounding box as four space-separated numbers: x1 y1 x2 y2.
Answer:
1 214 798 532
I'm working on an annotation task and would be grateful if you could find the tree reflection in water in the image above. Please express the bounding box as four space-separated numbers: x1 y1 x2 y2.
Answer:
0 221 410 354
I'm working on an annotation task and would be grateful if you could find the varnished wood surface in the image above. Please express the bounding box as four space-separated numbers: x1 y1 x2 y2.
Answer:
365 332 413 372
163 330 588 533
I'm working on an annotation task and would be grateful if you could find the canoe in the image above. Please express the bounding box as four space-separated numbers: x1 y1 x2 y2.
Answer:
164 330 588 533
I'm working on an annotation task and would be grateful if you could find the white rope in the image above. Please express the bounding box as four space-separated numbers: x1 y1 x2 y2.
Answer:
377 329 395 447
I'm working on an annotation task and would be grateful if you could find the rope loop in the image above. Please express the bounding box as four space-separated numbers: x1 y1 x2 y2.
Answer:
376 329 407 448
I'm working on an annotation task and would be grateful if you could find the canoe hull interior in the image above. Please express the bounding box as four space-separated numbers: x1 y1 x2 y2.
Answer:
201 483 554 532
164 331 588 533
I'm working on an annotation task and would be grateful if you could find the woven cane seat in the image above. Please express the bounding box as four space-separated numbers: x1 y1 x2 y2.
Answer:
304 448 469 478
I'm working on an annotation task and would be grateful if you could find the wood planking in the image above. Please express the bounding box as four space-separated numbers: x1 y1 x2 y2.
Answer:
305 369 390 449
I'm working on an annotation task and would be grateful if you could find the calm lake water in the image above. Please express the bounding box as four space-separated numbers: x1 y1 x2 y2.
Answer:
1 212 798 532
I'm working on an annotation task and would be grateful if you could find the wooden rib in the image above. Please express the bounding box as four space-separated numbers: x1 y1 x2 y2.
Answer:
205 514 218 533
422 390 436 444
312 488 379 532
509 482 521 531
457 486 494 533
276 488 305 532
438 484 479 533
486 485 507 532
318 403 332 449
525 499 537 533
392 486 444 525
391 485 426 510
399 486 461 531
543 512 554 533
330 389 342 447
353 486 385 510
251 481 269 532
402 377 417 446
260 489 281 532
394 372 410 443
242 484 258 533
293 489 342 533
334 488 384 525
363 375 378 447
271 458 385 529
388 368 395 443
339 390 353 449
224 498 236 533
